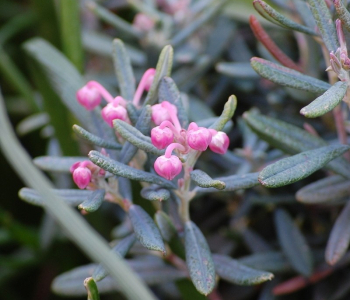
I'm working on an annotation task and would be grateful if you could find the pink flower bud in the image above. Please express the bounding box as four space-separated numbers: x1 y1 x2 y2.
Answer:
208 129 229 154
133 13 155 32
151 126 174 149
73 167 92 189
187 122 212 151
101 99 129 127
76 85 102 110
151 102 177 125
154 155 182 180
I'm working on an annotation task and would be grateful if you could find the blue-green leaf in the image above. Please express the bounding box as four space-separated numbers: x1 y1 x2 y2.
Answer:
326 200 350 265
334 0 350 32
251 57 330 94
154 211 177 242
128 205 166 254
84 277 100 300
300 81 347 118
274 209 313 276
141 186 170 202
93 234 136 281
73 125 122 150
296 175 350 204
216 62 259 79
184 221 215 295
209 95 237 131
33 156 87 172
112 39 135 101
78 189 105 213
190 170 225 190
88 151 176 189
213 254 273 285
259 145 350 188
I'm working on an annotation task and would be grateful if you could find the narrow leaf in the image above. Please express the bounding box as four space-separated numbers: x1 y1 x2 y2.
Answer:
126 102 139 125
128 205 166 254
309 0 339 52
78 189 105 213
154 211 177 242
334 0 350 32
300 81 347 118
184 221 215 295
118 177 133 203
259 145 350 188
195 172 259 193
88 151 176 189
251 57 330 94
209 95 237 131
216 62 259 79
141 186 170 202
326 201 350 265
114 120 164 156
19 188 93 207
144 45 173 106
213 254 273 285
73 125 121 150
190 170 225 190
112 39 135 100
84 277 100 300
33 156 87 172
196 117 233 133
243 111 350 178
159 77 189 128
296 175 350 204
253 0 318 35
93 234 136 281
274 209 313 276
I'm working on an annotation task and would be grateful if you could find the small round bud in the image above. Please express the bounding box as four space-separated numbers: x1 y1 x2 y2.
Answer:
154 155 182 180
101 100 129 127
76 85 101 110
73 167 92 189
209 130 229 154
151 126 174 149
187 122 212 151
151 102 177 125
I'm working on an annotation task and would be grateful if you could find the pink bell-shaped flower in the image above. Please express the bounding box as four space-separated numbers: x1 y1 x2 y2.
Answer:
101 98 129 127
187 122 212 151
151 126 174 149
72 167 92 189
154 155 182 180
151 102 177 125
208 129 229 154
76 85 102 110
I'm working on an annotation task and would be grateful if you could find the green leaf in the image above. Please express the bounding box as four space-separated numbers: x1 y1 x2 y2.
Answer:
209 95 237 131
216 62 259 79
18 188 93 207
184 221 215 295
141 186 170 202
23 38 91 129
93 234 136 282
114 120 164 156
154 211 177 242
159 77 189 128
16 113 49 136
33 156 87 172
296 175 350 204
259 145 350 188
190 170 225 190
126 102 140 125
253 0 318 35
274 209 313 276
128 205 166 254
195 172 259 193
112 39 135 101
334 0 350 32
88 151 176 188
309 0 339 52
84 277 100 300
251 57 330 94
213 254 274 285
300 81 347 118
73 125 122 150
238 251 291 274
118 177 133 203
326 201 350 265
78 190 105 213
144 45 173 106
243 111 350 178
197 118 233 133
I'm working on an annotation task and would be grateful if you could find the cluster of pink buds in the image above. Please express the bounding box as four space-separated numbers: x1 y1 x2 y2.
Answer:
76 69 156 127
151 101 230 180
328 19 350 81
70 160 105 189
